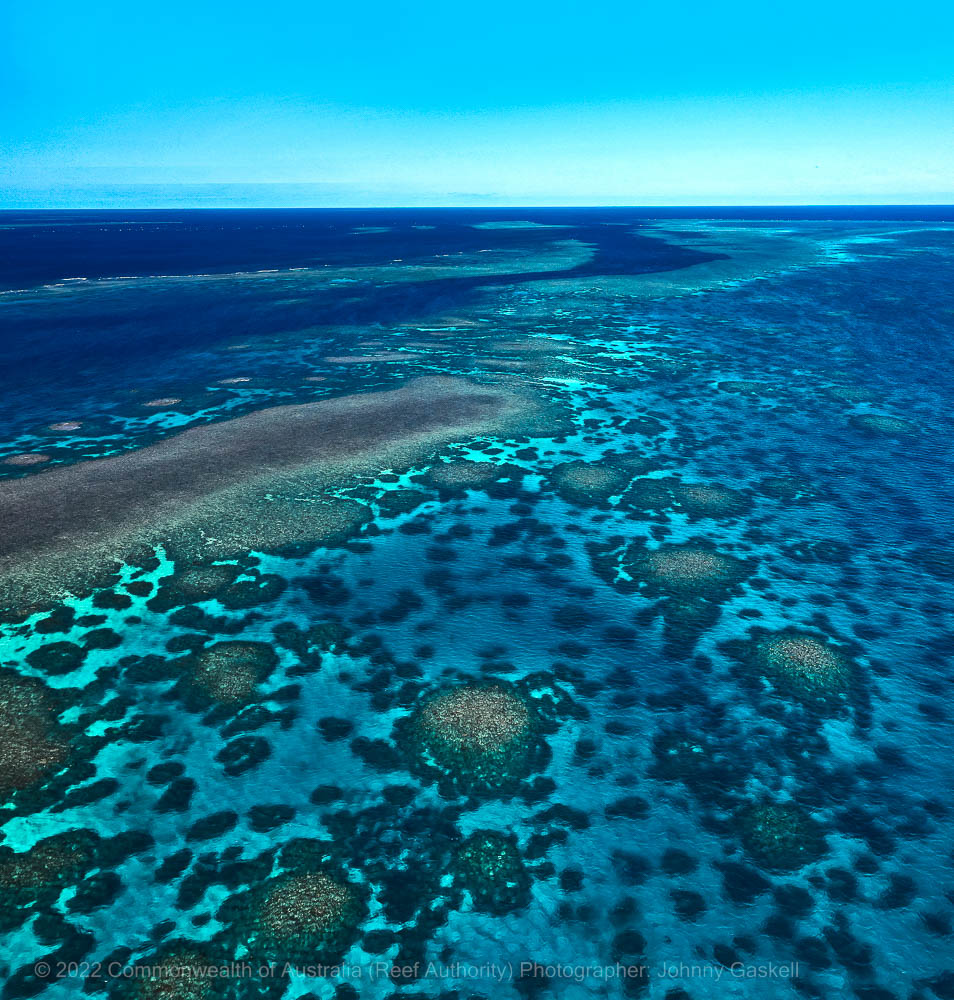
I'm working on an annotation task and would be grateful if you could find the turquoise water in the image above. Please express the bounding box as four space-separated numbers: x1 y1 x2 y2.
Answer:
1 212 953 1000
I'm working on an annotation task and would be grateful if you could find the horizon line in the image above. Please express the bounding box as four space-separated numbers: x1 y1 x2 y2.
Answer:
3 203 954 211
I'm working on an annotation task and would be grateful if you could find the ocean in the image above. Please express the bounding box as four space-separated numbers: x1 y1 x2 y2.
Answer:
1 207 953 1000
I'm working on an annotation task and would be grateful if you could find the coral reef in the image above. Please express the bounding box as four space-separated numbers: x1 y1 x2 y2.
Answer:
3 453 52 467
218 853 366 969
548 453 655 509
825 383 877 403
758 475 819 502
756 631 853 700
0 671 68 793
0 377 540 604
0 831 96 913
491 338 574 355
420 683 530 752
549 460 631 507
716 380 769 395
148 560 286 613
398 682 542 796
590 539 751 651
721 629 860 711
736 801 827 871
120 944 218 1000
186 641 278 706
453 831 531 914
673 482 748 519
154 563 241 607
256 872 362 960
421 459 522 494
621 477 749 520
850 413 916 435
324 351 425 363
624 543 749 599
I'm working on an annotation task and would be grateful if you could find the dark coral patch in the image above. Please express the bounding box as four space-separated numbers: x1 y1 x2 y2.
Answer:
112 942 222 999
592 539 751 601
453 830 531 915
217 843 368 968
25 640 86 676
148 561 285 614
549 458 642 508
179 640 279 708
849 413 916 436
0 670 70 794
0 831 99 923
591 538 751 650
671 482 748 520
396 680 549 797
418 459 527 499
736 801 828 872
726 627 860 712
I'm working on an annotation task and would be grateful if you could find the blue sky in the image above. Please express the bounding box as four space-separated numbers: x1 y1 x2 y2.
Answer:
2 0 953 206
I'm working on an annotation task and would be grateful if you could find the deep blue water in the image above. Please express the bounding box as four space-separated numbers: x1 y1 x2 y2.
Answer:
4 206 953 291
1 210 953 1000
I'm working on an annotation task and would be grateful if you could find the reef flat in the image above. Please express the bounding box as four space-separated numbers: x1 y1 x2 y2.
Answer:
0 376 536 606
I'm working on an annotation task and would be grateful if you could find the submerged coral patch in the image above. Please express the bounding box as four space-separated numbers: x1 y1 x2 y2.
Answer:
148 560 286 613
758 475 821 503
717 380 770 395
419 458 528 500
0 671 68 793
781 538 851 565
121 944 218 1000
736 801 827 872
398 681 543 795
143 397 183 408
453 830 531 914
2 453 51 467
549 460 631 507
25 639 87 676
185 641 279 706
219 862 367 967
849 413 917 435
623 543 749 599
491 338 573 355
825 383 878 403
423 459 514 491
160 563 241 605
259 872 359 947
0 831 95 905
324 351 425 363
673 483 748 519
591 539 751 650
421 684 530 752
620 478 748 520
754 630 855 703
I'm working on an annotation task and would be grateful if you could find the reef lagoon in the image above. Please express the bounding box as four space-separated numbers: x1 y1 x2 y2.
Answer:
1 207 953 1000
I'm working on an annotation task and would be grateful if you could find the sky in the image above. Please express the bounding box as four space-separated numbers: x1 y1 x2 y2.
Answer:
2 0 953 207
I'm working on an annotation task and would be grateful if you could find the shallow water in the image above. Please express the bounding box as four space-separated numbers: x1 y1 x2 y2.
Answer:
1 209 953 1000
